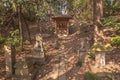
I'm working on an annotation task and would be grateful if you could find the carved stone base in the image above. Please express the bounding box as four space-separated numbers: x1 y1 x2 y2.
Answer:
32 34 45 63
32 57 45 64
15 67 33 76
95 51 105 68
12 72 36 80
12 59 36 80
32 49 45 63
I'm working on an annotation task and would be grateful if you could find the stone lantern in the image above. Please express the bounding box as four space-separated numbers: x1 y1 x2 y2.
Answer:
52 15 72 37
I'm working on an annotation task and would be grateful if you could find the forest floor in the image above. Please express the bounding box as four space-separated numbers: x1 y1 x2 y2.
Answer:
0 22 120 80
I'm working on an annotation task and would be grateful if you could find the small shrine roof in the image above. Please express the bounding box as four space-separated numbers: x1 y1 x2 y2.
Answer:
52 14 72 20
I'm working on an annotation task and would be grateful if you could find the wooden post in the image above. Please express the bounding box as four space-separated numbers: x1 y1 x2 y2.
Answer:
4 45 16 77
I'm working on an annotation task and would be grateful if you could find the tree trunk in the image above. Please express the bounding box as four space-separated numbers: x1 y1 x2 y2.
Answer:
22 14 31 43
93 0 106 67
93 0 103 44
4 45 16 77
18 4 23 50
35 0 41 33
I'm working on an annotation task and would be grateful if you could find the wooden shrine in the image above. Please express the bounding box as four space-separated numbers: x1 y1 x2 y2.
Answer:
52 15 72 37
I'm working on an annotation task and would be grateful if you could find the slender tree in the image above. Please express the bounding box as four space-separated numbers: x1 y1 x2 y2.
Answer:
18 4 23 50
93 0 103 44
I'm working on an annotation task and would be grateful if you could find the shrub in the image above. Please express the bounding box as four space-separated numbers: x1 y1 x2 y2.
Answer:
115 23 120 33
6 29 20 46
90 43 111 52
107 74 115 80
88 51 95 60
101 16 116 27
84 72 99 80
110 36 120 47
0 34 5 45
73 49 78 54
76 59 82 67
69 25 79 35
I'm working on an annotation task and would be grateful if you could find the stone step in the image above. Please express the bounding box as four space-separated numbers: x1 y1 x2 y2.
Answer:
12 68 37 80
58 55 67 80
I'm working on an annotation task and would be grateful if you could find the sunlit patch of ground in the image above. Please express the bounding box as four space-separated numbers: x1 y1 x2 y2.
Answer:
1 23 120 80
87 49 120 80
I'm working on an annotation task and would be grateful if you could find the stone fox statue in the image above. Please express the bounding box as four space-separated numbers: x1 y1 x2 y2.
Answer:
34 34 43 49
33 34 45 61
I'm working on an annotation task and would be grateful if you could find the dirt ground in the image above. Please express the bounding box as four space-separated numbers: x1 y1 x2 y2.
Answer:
0 21 120 80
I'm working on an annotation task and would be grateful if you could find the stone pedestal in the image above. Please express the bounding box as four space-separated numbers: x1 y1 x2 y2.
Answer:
32 47 45 62
79 51 86 63
79 38 89 63
13 60 35 80
14 61 33 75
79 38 90 51
4 45 16 77
95 51 105 68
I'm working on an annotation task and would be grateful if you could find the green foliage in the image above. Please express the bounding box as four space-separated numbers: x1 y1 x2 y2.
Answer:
76 59 82 67
88 51 95 60
0 29 20 47
101 16 120 33
55 40 60 49
72 0 88 9
0 50 3 54
0 34 5 45
110 36 120 47
101 16 116 27
115 23 120 33
71 0 92 21
69 25 79 34
6 29 20 46
73 49 78 54
87 43 111 59
104 0 120 16
84 72 99 80
45 0 60 14
107 74 115 80
101 15 120 34
90 43 111 51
